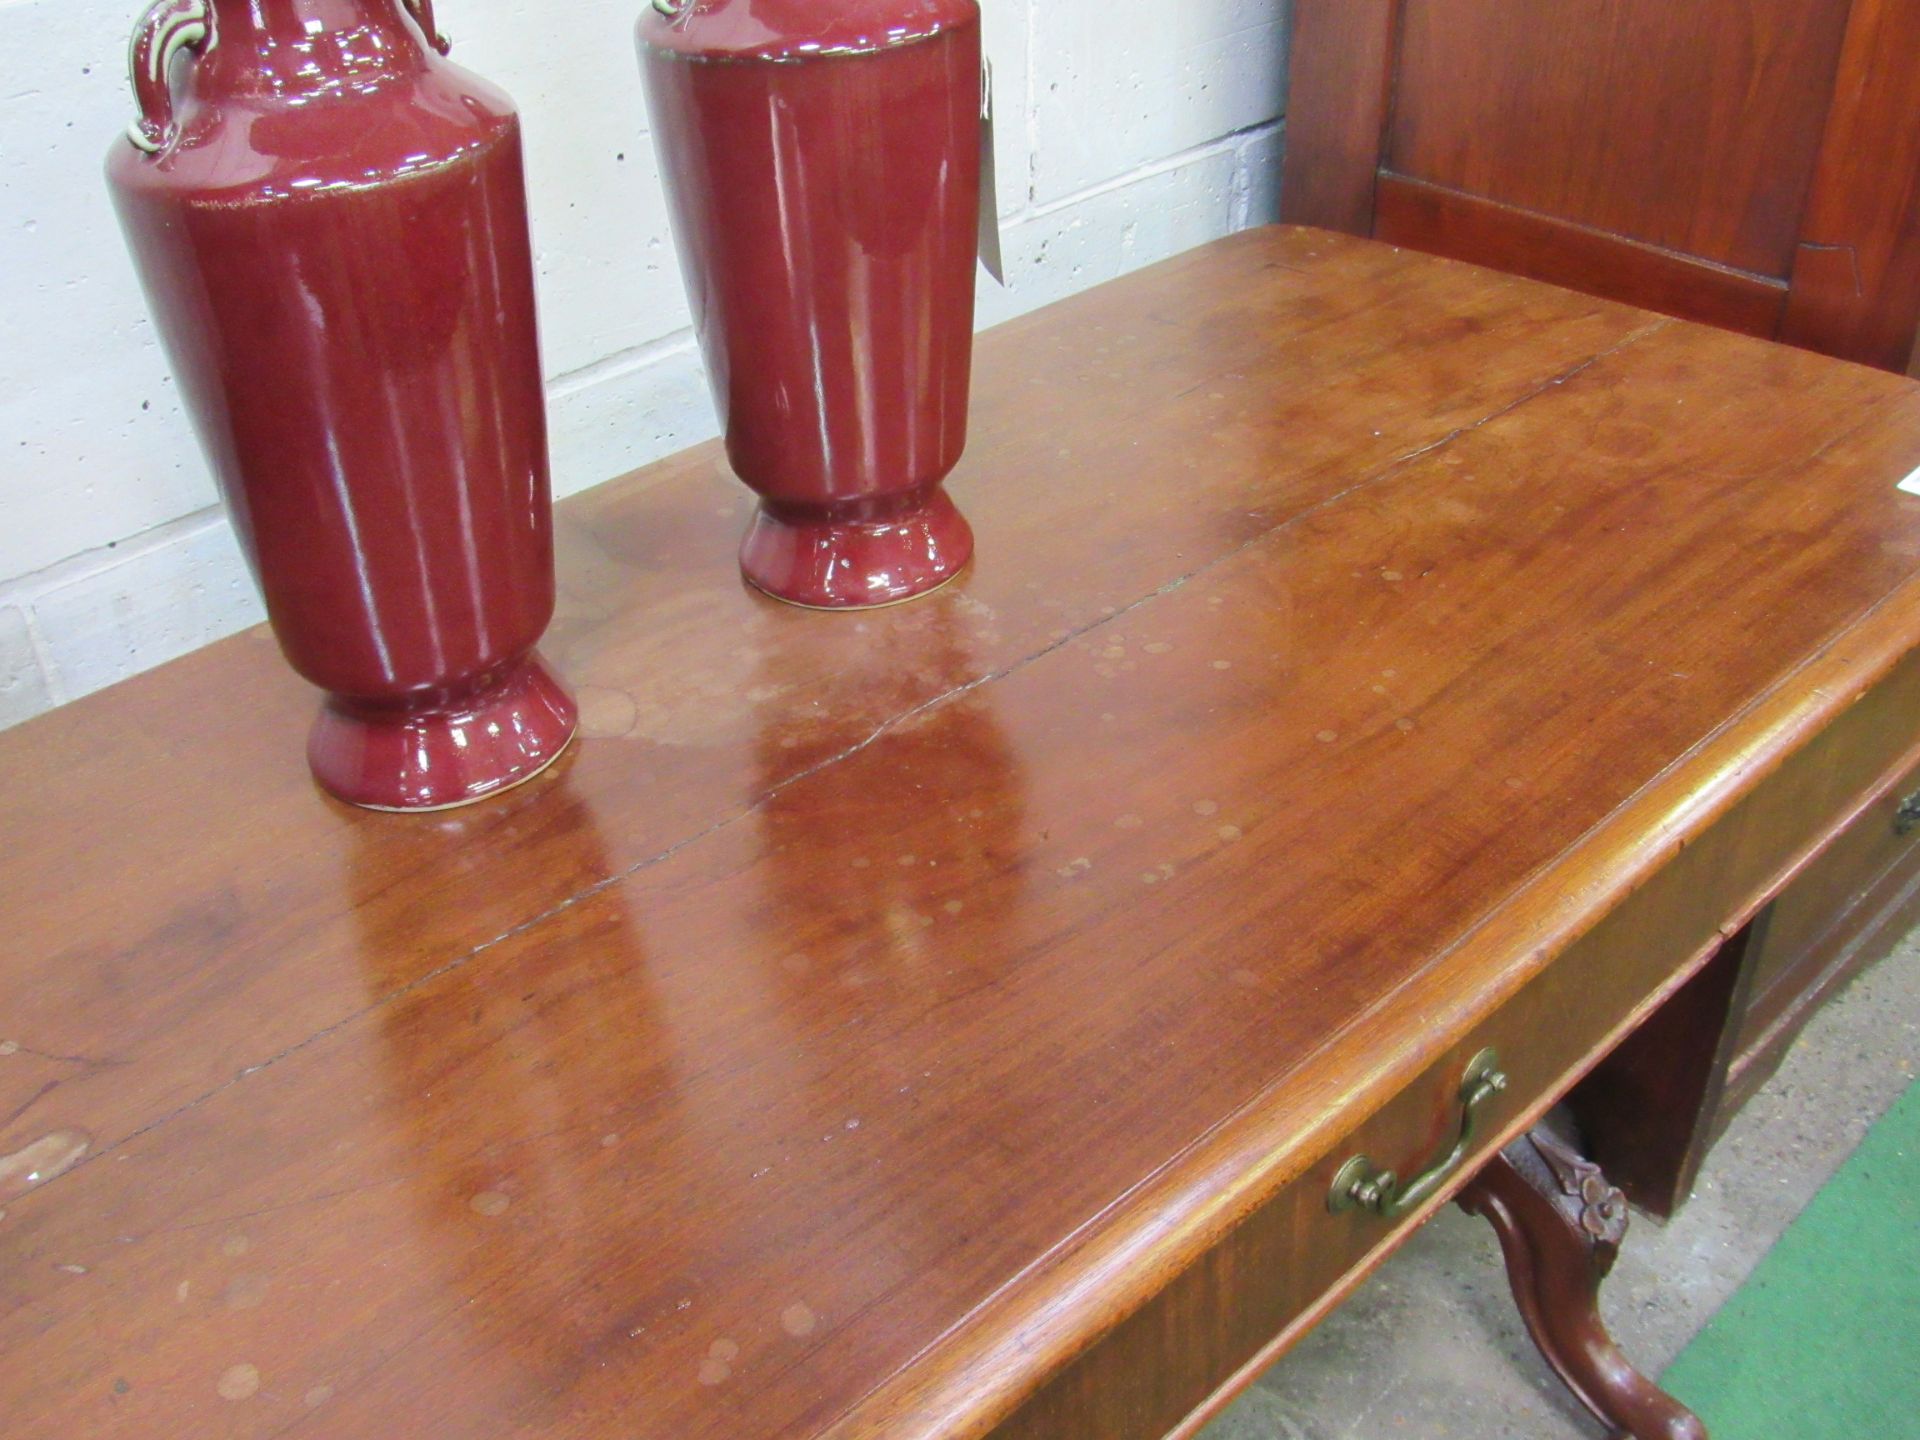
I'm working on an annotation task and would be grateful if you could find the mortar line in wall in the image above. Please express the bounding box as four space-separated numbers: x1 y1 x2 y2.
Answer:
18 605 66 709
1023 2 1040 208
1015 115 1285 226
3 504 231 607
1228 117 1285 229
543 102 1277 408
545 326 699 398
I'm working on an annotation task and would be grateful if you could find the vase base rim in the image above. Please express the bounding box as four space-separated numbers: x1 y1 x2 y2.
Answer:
308 650 579 812
745 559 970 612
740 487 975 610
347 732 575 812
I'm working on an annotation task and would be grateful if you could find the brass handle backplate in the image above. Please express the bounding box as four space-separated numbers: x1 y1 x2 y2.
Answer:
1894 788 1920 837
1328 1048 1509 1220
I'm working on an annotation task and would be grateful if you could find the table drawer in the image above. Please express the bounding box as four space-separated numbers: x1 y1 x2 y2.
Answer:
991 641 1920 1440
1735 749 1920 1060
992 927 1695 1440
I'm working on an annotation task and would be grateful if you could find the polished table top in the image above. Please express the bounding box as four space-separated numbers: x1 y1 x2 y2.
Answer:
6 227 1920 1440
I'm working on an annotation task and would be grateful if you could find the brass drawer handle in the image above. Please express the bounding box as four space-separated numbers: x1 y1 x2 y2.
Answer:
1328 1048 1509 1219
1895 788 1920 837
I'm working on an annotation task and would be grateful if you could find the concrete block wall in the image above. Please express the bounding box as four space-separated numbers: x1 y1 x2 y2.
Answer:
0 0 1290 730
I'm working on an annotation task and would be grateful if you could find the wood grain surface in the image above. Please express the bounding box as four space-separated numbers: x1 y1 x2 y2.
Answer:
1274 0 1398 234
1780 0 1920 370
6 228 1920 1440
1386 0 1854 278
1372 174 1790 338
1283 0 1920 374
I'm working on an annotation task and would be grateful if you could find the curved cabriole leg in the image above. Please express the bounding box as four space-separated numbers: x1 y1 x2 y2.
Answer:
1457 1128 1707 1440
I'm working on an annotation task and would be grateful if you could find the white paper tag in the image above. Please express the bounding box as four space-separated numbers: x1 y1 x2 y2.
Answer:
1898 464 1920 496
978 58 1006 286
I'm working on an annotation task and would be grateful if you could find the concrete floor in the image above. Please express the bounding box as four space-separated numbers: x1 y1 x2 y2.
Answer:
1198 932 1920 1440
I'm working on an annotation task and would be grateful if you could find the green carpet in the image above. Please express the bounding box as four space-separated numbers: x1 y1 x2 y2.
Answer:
1661 1075 1920 1437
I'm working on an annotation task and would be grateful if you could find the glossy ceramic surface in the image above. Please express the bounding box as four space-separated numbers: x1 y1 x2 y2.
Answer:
107 0 575 809
307 650 576 811
639 0 982 608
640 0 977 60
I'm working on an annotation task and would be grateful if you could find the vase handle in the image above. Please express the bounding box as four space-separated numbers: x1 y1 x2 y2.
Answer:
402 0 453 55
124 0 211 155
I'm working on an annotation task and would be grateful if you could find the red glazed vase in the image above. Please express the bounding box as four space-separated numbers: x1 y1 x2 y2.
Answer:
638 0 982 609
106 0 577 811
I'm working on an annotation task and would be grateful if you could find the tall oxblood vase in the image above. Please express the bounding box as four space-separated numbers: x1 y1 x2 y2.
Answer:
106 0 577 811
638 0 983 609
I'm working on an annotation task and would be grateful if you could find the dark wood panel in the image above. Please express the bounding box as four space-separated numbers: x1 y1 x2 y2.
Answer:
8 231 1920 1440
1373 173 1789 336
1781 0 1920 370
1283 0 1920 370
1721 744 1920 1119
1574 727 1920 1214
1276 0 1397 232
1387 0 1854 278
1565 929 1758 1218
1722 847 1920 1115
1742 754 1920 1023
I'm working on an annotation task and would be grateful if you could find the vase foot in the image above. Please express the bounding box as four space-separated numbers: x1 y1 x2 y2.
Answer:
740 487 974 610
308 651 579 812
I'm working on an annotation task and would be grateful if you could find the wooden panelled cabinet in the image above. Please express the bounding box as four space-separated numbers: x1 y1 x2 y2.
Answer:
1282 0 1920 373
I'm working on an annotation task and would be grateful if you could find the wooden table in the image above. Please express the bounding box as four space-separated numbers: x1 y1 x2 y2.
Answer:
7 228 1920 1440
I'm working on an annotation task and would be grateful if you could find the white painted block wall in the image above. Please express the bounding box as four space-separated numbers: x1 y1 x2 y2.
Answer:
0 0 1290 729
